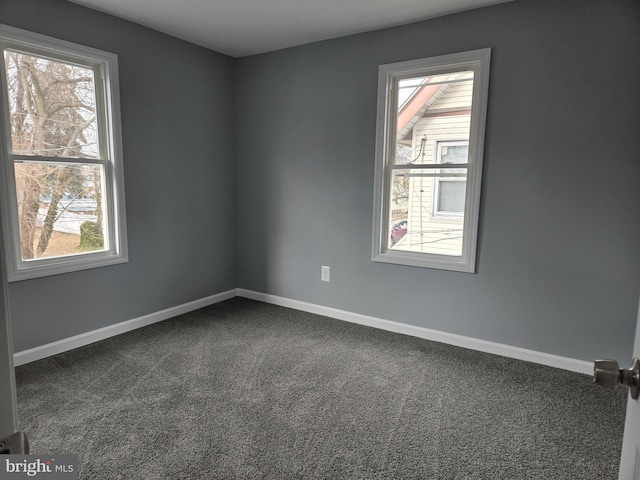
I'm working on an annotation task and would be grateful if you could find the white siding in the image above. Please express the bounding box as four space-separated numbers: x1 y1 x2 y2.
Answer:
427 80 473 113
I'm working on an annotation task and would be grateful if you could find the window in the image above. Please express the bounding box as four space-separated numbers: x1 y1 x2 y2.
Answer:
372 49 490 273
435 141 468 216
0 24 127 281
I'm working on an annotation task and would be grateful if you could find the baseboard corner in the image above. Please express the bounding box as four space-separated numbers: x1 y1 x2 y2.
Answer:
13 288 238 366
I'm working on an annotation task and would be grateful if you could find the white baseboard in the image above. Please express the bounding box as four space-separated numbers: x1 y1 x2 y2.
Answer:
14 287 594 375
13 289 237 366
237 289 593 375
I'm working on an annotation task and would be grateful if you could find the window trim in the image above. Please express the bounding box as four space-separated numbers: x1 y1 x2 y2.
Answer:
372 48 491 273
0 24 128 282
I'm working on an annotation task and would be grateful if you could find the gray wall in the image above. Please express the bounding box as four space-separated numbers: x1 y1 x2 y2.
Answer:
1 0 237 351
236 0 640 362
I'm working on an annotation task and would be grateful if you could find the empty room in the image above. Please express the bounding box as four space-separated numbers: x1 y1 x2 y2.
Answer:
0 0 639 478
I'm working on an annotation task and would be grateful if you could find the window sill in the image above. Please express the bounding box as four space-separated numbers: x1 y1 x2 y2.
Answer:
372 249 476 273
9 253 128 282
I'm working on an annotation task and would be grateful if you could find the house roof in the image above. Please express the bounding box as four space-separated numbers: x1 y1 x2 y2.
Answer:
396 73 472 141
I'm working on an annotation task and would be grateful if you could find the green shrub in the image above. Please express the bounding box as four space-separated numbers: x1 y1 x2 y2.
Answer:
79 221 103 250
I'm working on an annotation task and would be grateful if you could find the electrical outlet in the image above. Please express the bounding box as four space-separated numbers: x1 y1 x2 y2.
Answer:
321 266 330 282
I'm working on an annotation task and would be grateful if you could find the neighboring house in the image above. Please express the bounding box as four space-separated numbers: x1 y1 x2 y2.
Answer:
391 72 473 256
36 198 98 235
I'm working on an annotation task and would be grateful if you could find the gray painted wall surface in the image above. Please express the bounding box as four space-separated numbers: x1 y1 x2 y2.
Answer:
1 0 237 351
236 0 640 362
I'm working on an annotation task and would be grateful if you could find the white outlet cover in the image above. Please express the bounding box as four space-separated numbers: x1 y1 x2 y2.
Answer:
321 266 330 282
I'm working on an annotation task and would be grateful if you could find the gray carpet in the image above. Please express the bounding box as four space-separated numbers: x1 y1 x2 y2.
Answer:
15 297 627 479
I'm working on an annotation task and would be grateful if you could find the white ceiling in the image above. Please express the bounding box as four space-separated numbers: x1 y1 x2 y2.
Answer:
68 0 513 58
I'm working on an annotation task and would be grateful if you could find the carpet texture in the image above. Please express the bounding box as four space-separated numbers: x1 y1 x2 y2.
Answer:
15 297 627 479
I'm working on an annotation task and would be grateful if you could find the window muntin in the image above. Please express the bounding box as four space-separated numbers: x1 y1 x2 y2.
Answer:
0 24 127 281
372 49 490 273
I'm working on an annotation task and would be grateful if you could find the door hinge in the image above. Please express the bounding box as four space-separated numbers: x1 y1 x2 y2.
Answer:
0 431 29 454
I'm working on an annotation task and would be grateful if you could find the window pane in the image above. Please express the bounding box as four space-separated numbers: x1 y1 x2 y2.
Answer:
389 168 466 256
437 180 466 213
436 142 468 215
14 162 107 260
439 144 468 179
3 50 99 158
440 144 468 165
394 71 474 166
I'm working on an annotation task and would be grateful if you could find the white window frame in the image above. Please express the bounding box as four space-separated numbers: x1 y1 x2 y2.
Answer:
372 49 490 273
0 24 128 281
